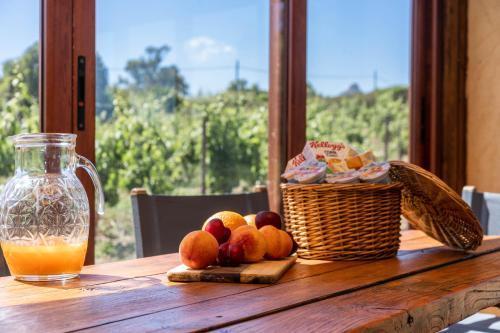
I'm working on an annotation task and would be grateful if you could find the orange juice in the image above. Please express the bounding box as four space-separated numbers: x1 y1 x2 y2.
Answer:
1 238 87 278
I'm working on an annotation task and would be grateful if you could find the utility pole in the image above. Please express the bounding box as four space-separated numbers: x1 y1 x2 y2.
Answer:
235 60 240 87
201 115 208 195
235 60 240 113
373 69 388 159
384 114 390 161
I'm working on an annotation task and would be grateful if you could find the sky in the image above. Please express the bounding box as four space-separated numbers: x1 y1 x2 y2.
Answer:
0 0 410 97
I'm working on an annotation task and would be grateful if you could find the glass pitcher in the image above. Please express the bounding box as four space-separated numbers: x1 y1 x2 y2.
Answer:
0 133 104 281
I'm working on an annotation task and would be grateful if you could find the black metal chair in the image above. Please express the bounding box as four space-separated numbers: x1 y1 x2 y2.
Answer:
462 185 500 235
131 188 269 258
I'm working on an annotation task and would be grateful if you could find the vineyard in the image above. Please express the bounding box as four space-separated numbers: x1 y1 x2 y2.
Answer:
0 44 408 262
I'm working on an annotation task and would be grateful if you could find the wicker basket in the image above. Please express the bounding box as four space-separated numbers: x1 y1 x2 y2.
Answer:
389 161 482 250
281 182 403 260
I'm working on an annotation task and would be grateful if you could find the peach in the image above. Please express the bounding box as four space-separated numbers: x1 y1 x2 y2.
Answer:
229 225 267 263
259 226 293 259
179 231 218 269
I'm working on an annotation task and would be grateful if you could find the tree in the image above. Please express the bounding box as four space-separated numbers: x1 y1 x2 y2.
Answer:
0 43 38 100
122 45 188 113
95 53 113 119
124 46 186 92
0 43 39 177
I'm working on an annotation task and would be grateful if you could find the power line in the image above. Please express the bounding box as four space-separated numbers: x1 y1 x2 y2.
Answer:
308 73 373 79
240 66 267 73
106 65 395 84
179 66 233 72
107 66 234 72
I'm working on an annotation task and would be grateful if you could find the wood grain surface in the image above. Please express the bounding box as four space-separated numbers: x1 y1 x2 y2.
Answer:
220 248 500 332
0 231 498 333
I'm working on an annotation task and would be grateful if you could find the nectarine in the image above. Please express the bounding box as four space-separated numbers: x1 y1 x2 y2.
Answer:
260 226 293 259
229 225 266 263
255 211 282 229
218 241 245 267
204 218 231 244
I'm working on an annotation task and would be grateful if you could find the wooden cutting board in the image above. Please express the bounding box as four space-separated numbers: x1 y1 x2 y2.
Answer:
167 256 296 284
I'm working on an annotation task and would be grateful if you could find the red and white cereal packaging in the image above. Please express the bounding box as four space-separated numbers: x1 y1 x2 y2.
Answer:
281 141 391 185
282 160 327 184
359 162 391 184
302 141 357 162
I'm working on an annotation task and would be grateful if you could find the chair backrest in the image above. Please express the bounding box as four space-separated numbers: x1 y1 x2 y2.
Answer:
131 188 269 258
462 185 500 235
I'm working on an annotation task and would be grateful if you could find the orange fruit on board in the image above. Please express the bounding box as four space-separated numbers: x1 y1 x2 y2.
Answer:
259 225 293 259
179 230 219 269
229 225 267 262
203 211 247 231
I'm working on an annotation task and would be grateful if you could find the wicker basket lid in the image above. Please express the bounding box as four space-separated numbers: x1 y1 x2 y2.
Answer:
389 161 483 251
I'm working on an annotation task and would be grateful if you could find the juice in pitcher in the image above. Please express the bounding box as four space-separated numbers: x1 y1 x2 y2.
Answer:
1 237 87 280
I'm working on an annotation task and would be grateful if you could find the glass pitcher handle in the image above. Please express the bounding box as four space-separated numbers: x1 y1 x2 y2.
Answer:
76 154 105 215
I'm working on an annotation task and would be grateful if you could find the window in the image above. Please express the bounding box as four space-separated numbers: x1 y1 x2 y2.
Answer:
0 1 39 184
95 0 269 262
306 0 411 161
26 0 464 264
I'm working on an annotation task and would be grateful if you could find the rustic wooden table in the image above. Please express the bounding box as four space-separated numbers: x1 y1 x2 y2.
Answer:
1 230 499 332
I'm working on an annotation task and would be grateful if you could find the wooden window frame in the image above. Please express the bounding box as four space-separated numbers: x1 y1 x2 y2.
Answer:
268 0 307 212
410 0 468 192
40 0 96 264
268 0 468 210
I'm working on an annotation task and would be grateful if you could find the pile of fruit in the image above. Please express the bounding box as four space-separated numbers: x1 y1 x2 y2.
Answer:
179 211 298 269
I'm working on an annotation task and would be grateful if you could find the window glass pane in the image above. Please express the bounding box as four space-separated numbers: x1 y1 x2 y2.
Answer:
307 0 410 161
96 1 269 262
0 1 39 185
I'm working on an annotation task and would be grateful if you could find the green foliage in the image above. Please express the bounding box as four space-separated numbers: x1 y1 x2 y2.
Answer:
95 190 136 263
202 89 268 193
121 45 188 113
96 86 269 203
307 86 409 160
0 43 39 176
97 90 190 205
0 43 38 99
